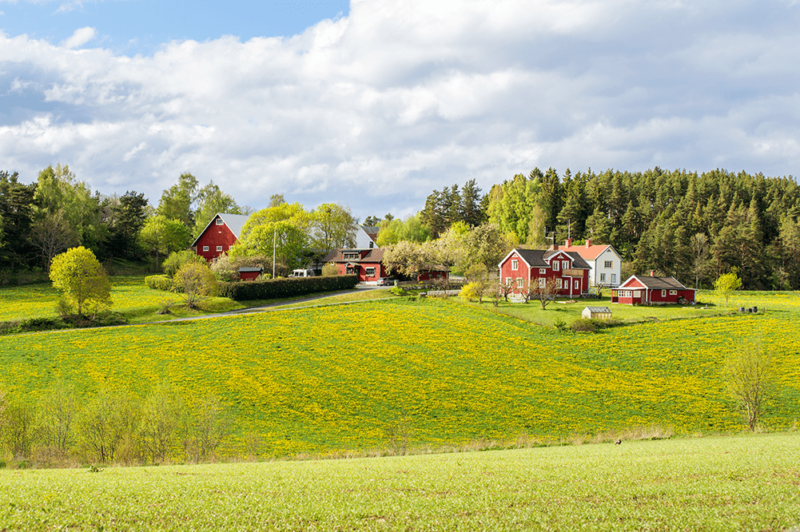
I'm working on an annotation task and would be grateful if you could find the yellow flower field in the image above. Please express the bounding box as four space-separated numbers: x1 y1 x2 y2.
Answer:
1 291 798 457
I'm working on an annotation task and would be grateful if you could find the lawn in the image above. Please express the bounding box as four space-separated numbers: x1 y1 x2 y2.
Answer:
1 432 799 531
1 292 798 458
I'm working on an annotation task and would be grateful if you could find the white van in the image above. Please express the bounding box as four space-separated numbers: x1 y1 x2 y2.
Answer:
289 269 316 278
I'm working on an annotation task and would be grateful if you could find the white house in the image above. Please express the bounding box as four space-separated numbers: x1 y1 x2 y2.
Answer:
549 239 623 288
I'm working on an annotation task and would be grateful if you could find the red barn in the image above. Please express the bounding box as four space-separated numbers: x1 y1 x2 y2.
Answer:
191 213 251 262
612 273 696 305
498 248 591 298
322 248 389 283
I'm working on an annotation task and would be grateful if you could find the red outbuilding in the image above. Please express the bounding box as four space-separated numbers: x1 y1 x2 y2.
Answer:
191 213 251 262
612 273 696 305
498 248 591 298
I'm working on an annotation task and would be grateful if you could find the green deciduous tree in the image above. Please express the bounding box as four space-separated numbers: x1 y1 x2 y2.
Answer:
140 215 191 269
235 202 312 270
723 340 775 431
33 164 102 248
714 269 743 307
193 181 242 238
158 173 199 230
310 203 357 253
174 261 217 309
49 247 112 317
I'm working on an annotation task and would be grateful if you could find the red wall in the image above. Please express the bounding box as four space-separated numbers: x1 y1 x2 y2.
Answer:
196 218 238 262
336 262 386 282
499 251 588 296
239 271 261 281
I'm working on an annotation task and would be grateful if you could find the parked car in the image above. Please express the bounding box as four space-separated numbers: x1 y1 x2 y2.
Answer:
377 277 395 286
289 269 315 278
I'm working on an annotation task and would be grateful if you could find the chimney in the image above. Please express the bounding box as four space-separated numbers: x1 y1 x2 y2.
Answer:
565 238 573 247
585 239 592 248
650 270 655 277
553 242 558 250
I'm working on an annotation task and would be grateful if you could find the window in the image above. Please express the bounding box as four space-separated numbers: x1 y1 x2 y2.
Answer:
661 290 666 297
552 261 560 271
562 261 569 270
505 277 512 286
216 246 223 252
516 278 523 288
343 252 360 260
366 267 376 277
511 259 519 271
539 268 546 275
611 274 616 284
669 290 677 295
604 261 612 268
539 278 546 288
574 280 579 289
203 246 209 252
600 273 606 282
216 218 224 225
556 279 562 289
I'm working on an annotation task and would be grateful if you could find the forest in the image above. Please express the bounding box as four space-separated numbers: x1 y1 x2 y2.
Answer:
2 165 799 289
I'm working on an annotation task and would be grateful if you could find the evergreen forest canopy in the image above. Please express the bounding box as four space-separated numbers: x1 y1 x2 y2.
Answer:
2 165 799 290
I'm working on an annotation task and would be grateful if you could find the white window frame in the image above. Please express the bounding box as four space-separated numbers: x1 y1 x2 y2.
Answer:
539 278 546 288
562 260 569 270
202 246 209 252
216 246 223 252
556 279 562 289
552 261 560 271
216 218 224 225
539 268 546 275
365 267 376 277
604 261 612 268
600 273 606 282
511 259 519 271
611 274 616 284
505 277 512 286
516 278 524 288
669 290 677 295
574 280 579 289
661 290 667 297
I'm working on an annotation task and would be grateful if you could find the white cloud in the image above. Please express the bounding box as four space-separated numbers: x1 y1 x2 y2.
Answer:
1 0 799 217
60 26 96 49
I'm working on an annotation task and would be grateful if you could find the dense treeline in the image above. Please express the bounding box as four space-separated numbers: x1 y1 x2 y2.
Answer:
406 168 800 289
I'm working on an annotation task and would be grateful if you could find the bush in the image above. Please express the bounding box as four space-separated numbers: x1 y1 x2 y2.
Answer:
571 318 597 333
218 275 358 301
145 275 175 292
163 250 206 278
174 262 218 309
389 286 407 296
321 262 340 277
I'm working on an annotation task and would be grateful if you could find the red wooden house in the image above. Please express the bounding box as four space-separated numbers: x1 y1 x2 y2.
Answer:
612 273 696 305
191 213 251 262
498 248 591 298
322 248 389 283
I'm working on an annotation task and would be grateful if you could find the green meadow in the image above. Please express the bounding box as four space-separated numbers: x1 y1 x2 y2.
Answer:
1 432 799 531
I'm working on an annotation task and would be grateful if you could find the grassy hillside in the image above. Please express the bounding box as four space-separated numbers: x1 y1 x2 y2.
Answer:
1 291 798 457
2 432 799 531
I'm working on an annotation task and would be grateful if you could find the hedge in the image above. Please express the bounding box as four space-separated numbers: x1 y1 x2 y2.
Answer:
145 274 175 292
218 275 359 301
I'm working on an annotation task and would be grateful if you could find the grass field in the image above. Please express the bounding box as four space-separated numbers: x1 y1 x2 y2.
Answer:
1 432 799 531
1 290 798 458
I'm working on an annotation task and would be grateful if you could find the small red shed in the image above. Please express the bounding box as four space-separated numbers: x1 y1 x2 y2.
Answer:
612 273 696 305
191 213 251 262
238 267 263 281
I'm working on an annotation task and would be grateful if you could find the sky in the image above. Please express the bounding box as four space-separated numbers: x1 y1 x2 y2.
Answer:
1 0 799 220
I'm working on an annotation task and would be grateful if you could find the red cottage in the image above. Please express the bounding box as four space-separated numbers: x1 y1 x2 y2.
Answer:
498 248 591 298
612 273 696 305
322 248 389 283
191 213 251 262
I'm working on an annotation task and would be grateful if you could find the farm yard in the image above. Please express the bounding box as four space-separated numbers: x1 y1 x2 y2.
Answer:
1 432 799 531
0 279 799 458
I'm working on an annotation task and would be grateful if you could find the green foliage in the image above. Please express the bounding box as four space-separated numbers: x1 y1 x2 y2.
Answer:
310 203 357 253
163 250 206 278
459 282 481 302
33 164 102 248
218 275 358 301
157 173 199 230
715 270 743 306
192 181 242 238
723 341 775 431
140 215 191 267
389 286 406 296
174 261 218 309
49 247 111 317
234 202 312 270
145 274 175 292
571 318 597 333
321 261 340 277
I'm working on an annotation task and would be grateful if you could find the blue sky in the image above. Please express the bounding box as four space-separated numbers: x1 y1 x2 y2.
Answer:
1 0 799 220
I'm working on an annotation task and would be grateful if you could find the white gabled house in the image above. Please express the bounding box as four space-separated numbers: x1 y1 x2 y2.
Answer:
549 239 623 288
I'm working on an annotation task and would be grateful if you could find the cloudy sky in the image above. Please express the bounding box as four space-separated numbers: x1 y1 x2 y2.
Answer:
1 0 799 219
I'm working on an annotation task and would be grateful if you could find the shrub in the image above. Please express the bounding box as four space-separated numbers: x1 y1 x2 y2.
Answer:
460 282 481 302
389 286 407 296
49 247 111 318
174 262 218 309
217 275 358 301
321 262 340 277
145 275 175 292
571 318 597 333
163 250 206 278
209 253 238 282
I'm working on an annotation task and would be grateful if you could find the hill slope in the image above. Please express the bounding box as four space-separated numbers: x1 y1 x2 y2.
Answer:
1 292 798 456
